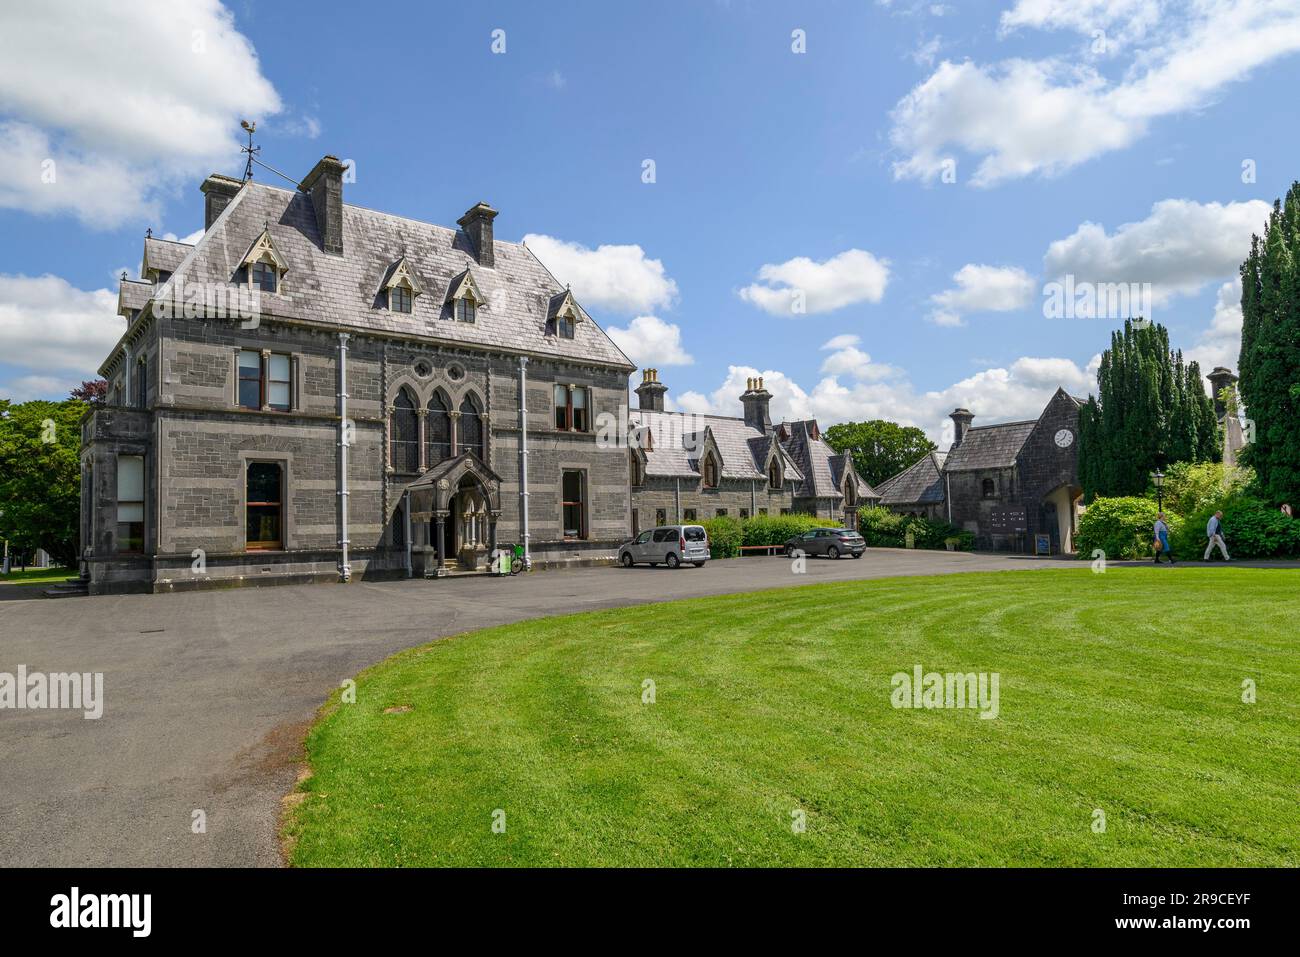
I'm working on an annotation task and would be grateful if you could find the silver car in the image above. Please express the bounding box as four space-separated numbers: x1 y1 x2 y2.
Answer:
619 525 710 568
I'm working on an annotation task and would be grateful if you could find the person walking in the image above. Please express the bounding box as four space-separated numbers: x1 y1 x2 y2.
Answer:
1153 513 1175 564
1204 510 1230 561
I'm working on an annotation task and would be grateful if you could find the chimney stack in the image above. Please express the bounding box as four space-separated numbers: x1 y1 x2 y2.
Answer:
200 173 243 230
949 408 974 448
635 368 667 412
458 202 498 268
301 155 347 255
740 376 773 434
1207 366 1238 420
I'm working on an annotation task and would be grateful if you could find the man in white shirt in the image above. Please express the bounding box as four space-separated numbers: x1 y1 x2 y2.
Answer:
1204 510 1230 561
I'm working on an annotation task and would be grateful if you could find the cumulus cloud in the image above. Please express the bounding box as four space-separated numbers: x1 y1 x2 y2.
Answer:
1186 279 1243 374
1044 199 1270 304
0 274 124 398
607 315 693 367
737 249 890 316
674 349 1099 444
999 0 1162 49
929 263 1036 326
891 1 1300 186
0 0 282 228
522 234 678 315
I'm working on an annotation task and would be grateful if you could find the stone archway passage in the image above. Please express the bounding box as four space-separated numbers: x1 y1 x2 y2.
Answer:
1042 483 1083 554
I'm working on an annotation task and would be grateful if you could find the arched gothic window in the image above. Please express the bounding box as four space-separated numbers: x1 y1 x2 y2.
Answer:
390 389 419 472
459 393 485 460
426 391 451 467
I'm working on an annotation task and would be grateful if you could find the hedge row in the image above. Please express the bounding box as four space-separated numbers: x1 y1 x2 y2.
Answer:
698 513 842 559
1077 492 1300 561
1074 496 1181 560
855 506 975 551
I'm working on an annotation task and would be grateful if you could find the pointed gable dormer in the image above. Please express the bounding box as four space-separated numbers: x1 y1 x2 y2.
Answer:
445 267 484 323
382 256 421 313
239 226 288 294
548 288 584 339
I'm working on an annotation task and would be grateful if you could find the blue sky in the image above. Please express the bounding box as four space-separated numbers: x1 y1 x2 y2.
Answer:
3 0 1299 438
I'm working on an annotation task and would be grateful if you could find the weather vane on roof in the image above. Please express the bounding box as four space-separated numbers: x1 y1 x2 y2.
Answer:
240 120 259 182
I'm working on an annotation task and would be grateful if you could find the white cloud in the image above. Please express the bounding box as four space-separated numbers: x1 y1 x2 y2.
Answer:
0 0 282 227
891 1 1300 186
673 352 1098 443
0 275 123 397
928 263 1036 326
821 333 862 351
607 315 694 367
1000 0 1162 48
1044 199 1270 304
522 234 678 315
1187 279 1242 374
737 249 890 316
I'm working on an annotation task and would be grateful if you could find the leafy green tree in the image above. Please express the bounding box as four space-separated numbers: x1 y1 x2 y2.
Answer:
0 397 86 567
824 419 937 488
1147 460 1253 516
1078 320 1218 499
1238 182 1300 503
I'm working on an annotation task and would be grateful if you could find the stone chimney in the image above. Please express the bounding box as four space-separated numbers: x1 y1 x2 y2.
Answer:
635 368 667 412
457 202 498 268
300 155 347 255
740 376 773 434
949 408 974 448
1207 366 1238 419
200 173 243 230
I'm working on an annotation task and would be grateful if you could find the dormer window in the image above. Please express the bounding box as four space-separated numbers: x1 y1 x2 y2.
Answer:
769 459 782 490
445 268 483 323
390 285 412 313
239 228 288 295
548 289 583 338
455 297 477 323
383 257 421 313
702 452 719 489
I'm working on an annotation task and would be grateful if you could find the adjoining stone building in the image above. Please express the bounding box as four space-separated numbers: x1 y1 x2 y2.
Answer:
626 371 877 531
876 388 1084 553
81 154 638 593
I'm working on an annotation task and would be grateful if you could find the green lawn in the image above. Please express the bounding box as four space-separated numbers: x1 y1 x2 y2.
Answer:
0 566 71 586
284 568 1299 867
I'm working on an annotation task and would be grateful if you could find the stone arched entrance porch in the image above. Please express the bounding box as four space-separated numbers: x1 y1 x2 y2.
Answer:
1041 482 1084 554
401 452 503 577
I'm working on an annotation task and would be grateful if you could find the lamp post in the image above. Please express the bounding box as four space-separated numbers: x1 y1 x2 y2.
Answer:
1151 468 1165 512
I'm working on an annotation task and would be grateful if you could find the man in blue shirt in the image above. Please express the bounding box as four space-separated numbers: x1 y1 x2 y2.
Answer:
1153 513 1174 563
1204 510 1230 561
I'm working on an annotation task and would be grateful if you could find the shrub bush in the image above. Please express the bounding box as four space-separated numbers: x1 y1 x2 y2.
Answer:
739 513 840 549
856 506 974 551
701 516 743 559
1146 461 1253 517
1170 493 1300 560
1075 496 1182 560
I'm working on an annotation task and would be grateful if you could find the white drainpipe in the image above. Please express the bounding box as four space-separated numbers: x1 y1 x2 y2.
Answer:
404 489 412 578
337 333 351 582
518 355 532 569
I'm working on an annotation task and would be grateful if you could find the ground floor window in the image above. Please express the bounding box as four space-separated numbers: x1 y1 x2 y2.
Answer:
561 470 586 539
740 508 749 519
116 454 144 553
758 508 768 516
655 508 667 527
246 461 283 549
716 508 728 517
780 508 791 515
631 509 639 537
683 508 697 522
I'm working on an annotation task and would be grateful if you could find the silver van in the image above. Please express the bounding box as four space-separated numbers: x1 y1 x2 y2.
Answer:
618 525 710 568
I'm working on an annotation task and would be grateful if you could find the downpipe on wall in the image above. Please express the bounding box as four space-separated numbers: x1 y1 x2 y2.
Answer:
518 355 532 570
337 332 352 582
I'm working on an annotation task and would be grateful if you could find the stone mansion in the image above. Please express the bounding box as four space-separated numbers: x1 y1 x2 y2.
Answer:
79 154 872 593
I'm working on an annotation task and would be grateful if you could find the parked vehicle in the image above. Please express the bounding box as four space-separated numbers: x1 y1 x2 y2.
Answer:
618 525 710 568
784 527 866 559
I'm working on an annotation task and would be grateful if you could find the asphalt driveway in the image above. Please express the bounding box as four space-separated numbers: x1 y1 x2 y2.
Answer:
0 548 1071 867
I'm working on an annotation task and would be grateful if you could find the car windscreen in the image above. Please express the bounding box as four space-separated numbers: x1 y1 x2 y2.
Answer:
683 527 706 542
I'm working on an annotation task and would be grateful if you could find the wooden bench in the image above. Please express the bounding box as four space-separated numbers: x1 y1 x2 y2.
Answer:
739 544 785 556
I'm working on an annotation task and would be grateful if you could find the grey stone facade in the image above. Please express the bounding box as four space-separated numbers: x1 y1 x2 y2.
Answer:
80 155 638 593
876 389 1083 553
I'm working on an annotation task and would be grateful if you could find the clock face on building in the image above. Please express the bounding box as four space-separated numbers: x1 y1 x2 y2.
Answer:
1054 428 1074 448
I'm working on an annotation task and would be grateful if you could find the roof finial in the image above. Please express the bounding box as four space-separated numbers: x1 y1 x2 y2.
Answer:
120 271 128 281
145 227 152 239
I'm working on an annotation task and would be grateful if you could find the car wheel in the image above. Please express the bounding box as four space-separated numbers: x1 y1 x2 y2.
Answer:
621 552 634 568
785 545 795 557
827 546 839 559
692 562 705 568
666 553 680 569
852 551 863 559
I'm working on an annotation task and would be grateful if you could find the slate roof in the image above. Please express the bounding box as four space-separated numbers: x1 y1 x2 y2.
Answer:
629 410 804 483
141 180 633 370
142 237 194 276
876 452 948 506
829 453 879 500
943 420 1037 471
117 279 154 316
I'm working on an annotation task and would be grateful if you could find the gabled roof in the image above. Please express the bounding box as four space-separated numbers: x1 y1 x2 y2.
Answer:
876 451 948 506
382 256 422 295
238 226 289 273
629 409 804 482
777 419 846 500
829 452 878 500
943 420 1037 471
142 236 193 276
444 266 481 303
146 180 633 369
547 288 585 322
117 278 153 316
